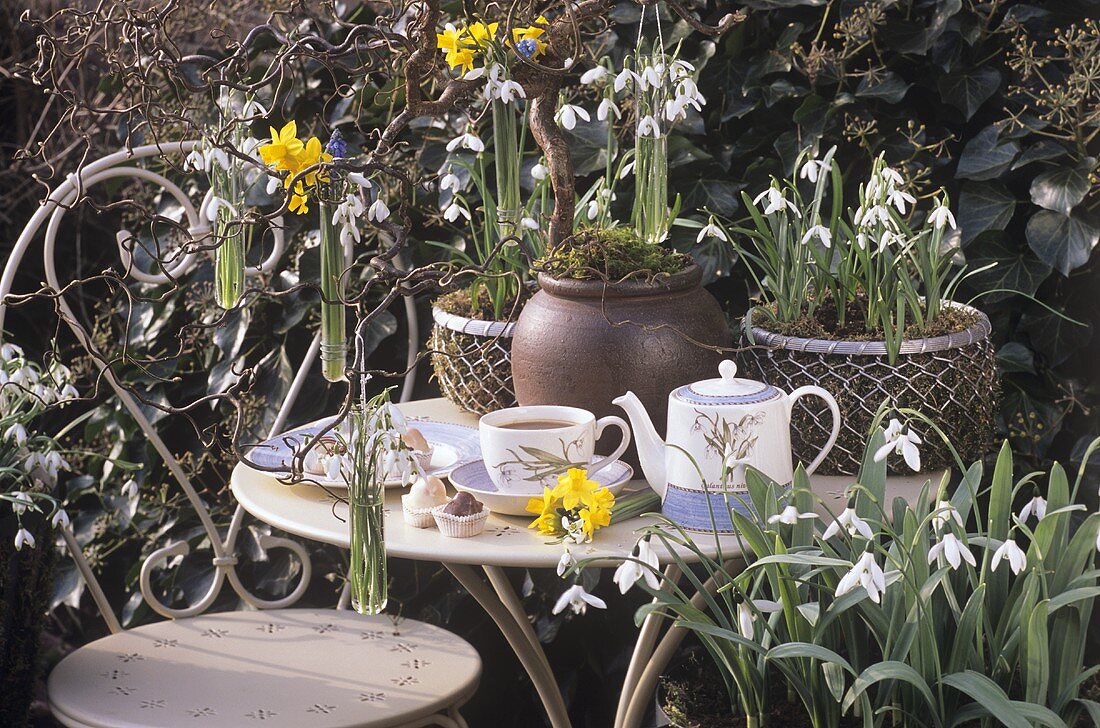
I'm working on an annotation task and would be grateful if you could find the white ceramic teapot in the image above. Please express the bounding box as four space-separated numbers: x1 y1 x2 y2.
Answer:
613 360 841 532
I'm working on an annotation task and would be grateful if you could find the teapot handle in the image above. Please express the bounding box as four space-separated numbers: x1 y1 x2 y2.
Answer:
787 386 841 475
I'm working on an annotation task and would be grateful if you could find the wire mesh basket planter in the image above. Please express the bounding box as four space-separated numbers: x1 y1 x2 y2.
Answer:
738 303 998 476
430 307 517 415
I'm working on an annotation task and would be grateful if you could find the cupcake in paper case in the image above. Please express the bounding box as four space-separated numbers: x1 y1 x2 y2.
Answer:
432 491 489 538
402 475 449 528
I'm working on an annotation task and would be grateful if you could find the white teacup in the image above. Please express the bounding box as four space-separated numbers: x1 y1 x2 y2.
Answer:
479 405 631 492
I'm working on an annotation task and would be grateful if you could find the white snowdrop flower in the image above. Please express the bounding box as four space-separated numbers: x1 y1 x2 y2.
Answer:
670 59 695 79
696 222 728 244
205 196 234 223
14 528 35 551
835 550 886 604
637 115 661 138
440 173 461 192
585 200 600 221
45 452 69 477
9 491 33 515
928 532 975 571
121 478 139 499
664 98 687 122
552 584 607 615
347 172 371 189
881 166 904 187
874 419 922 472
799 158 824 183
530 163 548 182
51 508 70 528
520 217 539 230
59 383 79 401
1 343 25 361
4 423 28 446
753 186 801 217
498 79 526 104
768 505 817 526
367 198 390 223
185 148 208 172
325 453 345 482
822 507 875 541
557 549 576 577
597 98 621 122
613 537 661 594
613 68 636 93
446 132 485 153
556 104 590 130
265 175 282 195
800 225 832 248
736 596 782 638
991 538 1027 575
462 67 485 81
385 404 408 435
931 500 964 533
339 223 359 247
928 202 957 230
887 188 915 214
1018 493 1047 522
580 66 608 85
443 202 471 223
1095 526 1100 554
641 63 663 89
241 98 268 117
619 161 635 179
564 516 587 544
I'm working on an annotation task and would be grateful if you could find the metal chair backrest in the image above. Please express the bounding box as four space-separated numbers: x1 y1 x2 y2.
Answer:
0 141 418 630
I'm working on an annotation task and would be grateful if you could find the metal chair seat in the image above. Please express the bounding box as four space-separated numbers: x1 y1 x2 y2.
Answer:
47 609 480 728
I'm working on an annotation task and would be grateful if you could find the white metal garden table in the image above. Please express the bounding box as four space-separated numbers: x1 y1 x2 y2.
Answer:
230 398 930 728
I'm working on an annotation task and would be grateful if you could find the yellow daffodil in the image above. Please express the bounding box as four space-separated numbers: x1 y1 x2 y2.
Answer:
436 24 470 53
289 136 332 187
445 47 476 73
259 121 305 169
526 487 560 535
466 21 499 47
580 504 611 541
512 16 549 57
553 468 600 511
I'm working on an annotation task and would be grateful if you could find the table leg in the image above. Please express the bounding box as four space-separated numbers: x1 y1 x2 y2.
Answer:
617 558 745 728
614 564 681 728
483 565 555 676
444 563 572 728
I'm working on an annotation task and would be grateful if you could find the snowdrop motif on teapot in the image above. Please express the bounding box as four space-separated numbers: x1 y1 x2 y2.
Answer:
614 360 841 532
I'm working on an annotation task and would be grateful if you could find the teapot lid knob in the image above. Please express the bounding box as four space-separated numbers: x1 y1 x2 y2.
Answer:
719 360 738 381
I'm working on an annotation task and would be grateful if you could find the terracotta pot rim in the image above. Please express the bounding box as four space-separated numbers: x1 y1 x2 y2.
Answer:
536 263 702 299
432 306 516 338
744 301 991 356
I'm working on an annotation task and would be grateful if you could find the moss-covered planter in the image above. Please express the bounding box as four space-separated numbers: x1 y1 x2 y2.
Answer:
0 507 58 728
430 306 517 415
738 303 997 475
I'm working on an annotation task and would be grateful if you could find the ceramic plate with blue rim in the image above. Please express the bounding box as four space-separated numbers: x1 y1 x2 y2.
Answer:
448 459 634 516
245 417 480 488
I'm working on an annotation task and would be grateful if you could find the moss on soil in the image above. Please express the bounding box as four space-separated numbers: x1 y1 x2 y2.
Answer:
536 226 691 281
434 286 527 322
756 298 978 341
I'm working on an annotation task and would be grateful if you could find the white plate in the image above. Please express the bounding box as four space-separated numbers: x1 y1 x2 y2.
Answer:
448 459 634 516
245 418 480 488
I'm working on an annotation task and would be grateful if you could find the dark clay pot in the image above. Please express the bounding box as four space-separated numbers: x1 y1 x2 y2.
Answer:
511 265 732 455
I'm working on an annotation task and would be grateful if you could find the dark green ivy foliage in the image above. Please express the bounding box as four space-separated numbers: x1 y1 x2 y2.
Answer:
635 0 1099 471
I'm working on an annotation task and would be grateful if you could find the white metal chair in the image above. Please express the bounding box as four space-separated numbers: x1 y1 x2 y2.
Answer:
1 142 479 728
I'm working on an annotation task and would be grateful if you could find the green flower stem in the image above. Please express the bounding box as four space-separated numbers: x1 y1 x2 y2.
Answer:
348 402 388 615
319 201 347 382
213 208 245 309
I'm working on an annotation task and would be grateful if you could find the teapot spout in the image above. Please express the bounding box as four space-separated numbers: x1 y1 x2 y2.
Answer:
612 391 667 498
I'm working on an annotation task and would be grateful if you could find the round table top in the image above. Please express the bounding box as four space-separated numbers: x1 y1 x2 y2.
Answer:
230 398 931 569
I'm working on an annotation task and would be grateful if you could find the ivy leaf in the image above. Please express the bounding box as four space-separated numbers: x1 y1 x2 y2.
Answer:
958 182 1016 245
996 342 1036 374
938 66 1002 119
683 179 743 217
856 72 911 103
967 235 1051 302
1029 157 1094 215
1012 140 1068 170
1021 310 1092 368
1025 209 1100 275
957 126 1020 181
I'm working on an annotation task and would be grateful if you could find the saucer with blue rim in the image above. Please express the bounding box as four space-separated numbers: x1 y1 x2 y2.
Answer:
448 459 634 516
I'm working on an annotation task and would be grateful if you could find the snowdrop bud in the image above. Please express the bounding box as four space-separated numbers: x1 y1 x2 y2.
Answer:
14 528 34 550
122 478 139 499
580 66 608 85
531 163 548 181
367 198 390 223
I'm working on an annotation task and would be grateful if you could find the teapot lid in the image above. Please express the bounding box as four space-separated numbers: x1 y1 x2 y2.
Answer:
672 360 781 406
